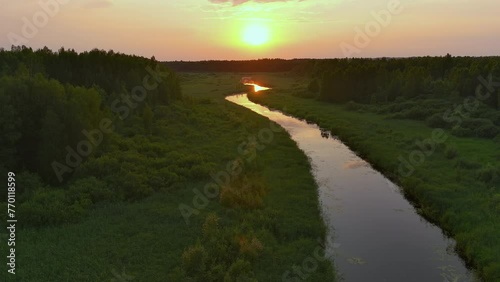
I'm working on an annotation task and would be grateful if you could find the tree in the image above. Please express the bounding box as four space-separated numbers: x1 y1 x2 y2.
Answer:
143 104 154 133
37 108 67 183
307 79 320 94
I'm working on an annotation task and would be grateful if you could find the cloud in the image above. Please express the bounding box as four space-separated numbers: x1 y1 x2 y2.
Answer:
209 0 303 6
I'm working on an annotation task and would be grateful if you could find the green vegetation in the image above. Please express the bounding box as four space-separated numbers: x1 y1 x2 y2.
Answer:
247 64 500 281
0 48 335 281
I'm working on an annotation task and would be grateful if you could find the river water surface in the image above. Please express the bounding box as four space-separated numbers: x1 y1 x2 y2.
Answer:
226 94 478 282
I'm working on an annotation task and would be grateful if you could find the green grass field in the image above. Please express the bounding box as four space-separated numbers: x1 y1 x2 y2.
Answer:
2 73 336 281
247 73 500 281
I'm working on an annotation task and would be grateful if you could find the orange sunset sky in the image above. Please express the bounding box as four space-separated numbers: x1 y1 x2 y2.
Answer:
1 0 499 60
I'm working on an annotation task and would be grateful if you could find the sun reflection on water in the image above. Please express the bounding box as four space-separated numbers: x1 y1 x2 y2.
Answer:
244 83 270 92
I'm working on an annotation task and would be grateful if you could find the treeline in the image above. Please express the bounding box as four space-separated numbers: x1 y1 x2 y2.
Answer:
0 46 182 185
292 56 500 140
311 55 500 107
165 58 310 73
1 46 181 104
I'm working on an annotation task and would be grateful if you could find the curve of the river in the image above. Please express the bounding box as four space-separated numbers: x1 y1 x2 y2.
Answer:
226 94 478 282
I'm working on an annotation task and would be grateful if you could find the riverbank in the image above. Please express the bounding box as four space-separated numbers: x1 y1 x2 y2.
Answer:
247 74 499 281
228 94 475 281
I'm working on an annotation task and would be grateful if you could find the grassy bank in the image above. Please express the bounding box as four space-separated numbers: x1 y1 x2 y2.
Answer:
247 73 500 281
2 72 336 281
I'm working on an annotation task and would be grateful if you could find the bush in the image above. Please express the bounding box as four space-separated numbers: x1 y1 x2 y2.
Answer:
451 125 474 137
220 175 267 209
14 171 46 203
404 106 431 120
68 177 115 204
494 134 500 143
307 79 320 93
444 146 458 159
476 110 500 126
202 213 220 239
292 89 316 99
426 113 452 129
224 259 256 282
476 165 498 183
20 189 92 227
475 124 500 138
238 236 264 259
461 118 494 130
344 101 364 111
181 243 207 276
389 100 416 112
454 158 481 170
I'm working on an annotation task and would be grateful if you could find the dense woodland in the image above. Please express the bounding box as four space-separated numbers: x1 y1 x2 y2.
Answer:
290 56 500 140
312 56 500 106
0 46 182 225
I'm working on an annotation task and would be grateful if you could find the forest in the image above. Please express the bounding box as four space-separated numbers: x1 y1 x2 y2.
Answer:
289 56 500 140
0 46 182 224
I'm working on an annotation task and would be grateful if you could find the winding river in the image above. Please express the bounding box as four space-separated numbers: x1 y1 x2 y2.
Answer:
226 93 477 282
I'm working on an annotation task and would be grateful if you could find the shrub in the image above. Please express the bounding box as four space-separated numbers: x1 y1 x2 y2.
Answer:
461 118 494 130
444 146 458 159
220 175 267 209
426 113 451 129
476 110 500 126
492 194 500 213
451 125 474 137
202 213 220 239
224 259 256 282
307 79 320 94
181 243 207 276
238 236 264 259
68 177 115 204
494 134 500 143
454 158 481 170
75 155 121 179
404 106 431 120
190 162 217 179
344 101 363 111
110 171 152 200
15 171 45 203
389 100 416 112
476 165 498 183
20 189 91 227
475 124 500 138
293 89 316 99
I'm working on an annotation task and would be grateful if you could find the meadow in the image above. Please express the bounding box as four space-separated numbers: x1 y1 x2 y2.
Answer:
0 58 336 281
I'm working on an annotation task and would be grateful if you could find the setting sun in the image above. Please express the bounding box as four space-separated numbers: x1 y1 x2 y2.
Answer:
242 24 270 46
